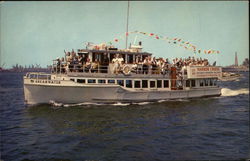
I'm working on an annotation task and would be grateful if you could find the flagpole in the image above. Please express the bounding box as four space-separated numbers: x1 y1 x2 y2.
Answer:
125 0 130 49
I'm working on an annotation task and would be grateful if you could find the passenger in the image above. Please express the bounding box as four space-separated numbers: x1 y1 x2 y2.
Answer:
61 57 66 73
142 57 149 74
118 54 124 66
56 57 61 73
91 59 99 73
84 58 91 72
77 55 84 72
131 62 138 73
137 57 143 74
151 57 157 74
112 54 119 74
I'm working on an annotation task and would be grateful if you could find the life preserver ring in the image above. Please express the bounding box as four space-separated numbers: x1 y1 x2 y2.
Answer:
122 65 131 75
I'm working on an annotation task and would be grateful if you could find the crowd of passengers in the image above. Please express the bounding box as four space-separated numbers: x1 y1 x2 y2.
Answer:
54 49 210 75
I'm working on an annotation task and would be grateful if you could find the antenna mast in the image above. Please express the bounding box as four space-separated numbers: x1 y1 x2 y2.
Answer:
125 1 130 49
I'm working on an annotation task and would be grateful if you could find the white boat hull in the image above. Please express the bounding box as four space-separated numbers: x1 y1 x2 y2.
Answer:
24 83 221 105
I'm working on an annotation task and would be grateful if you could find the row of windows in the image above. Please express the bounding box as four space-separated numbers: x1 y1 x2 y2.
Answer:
199 79 217 87
30 79 61 84
71 78 217 88
186 79 217 87
71 78 169 88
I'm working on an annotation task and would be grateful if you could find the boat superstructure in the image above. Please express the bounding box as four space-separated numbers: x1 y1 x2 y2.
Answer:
23 43 222 105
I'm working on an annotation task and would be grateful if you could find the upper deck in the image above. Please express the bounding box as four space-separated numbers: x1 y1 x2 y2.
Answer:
52 42 222 80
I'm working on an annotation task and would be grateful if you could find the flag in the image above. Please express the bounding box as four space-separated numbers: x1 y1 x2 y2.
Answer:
156 36 159 39
149 33 154 36
126 32 129 36
114 39 118 42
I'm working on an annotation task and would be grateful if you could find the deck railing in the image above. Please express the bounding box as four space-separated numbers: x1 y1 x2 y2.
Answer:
51 62 185 77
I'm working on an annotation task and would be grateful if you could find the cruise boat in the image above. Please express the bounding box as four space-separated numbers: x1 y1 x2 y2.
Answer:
23 42 222 105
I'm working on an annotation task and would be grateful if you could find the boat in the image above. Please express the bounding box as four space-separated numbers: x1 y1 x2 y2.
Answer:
219 72 241 81
23 42 222 105
23 2 222 105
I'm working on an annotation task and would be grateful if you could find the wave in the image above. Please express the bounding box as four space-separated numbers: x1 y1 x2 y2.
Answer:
49 100 133 107
134 102 151 105
49 100 102 108
111 102 131 106
221 88 249 97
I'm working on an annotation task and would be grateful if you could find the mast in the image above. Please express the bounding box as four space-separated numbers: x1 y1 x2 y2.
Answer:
125 0 130 49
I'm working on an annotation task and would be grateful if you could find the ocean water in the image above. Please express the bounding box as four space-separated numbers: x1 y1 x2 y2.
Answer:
0 72 249 161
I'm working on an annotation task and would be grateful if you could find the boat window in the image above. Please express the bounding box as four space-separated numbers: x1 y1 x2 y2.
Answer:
117 80 124 86
164 80 169 88
108 79 115 84
109 53 115 62
127 54 133 64
142 80 148 88
157 80 162 88
29 74 36 79
213 79 217 86
200 80 204 87
205 79 209 86
126 80 132 88
209 79 213 86
38 75 48 80
70 79 75 82
77 79 85 83
186 80 190 87
134 80 141 88
191 80 196 87
92 53 101 62
150 81 156 88
88 79 96 83
98 79 106 84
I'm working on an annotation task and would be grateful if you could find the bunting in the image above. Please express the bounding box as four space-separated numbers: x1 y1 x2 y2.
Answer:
107 31 220 54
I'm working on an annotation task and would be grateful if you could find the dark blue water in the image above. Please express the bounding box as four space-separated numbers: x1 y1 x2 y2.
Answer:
0 72 249 161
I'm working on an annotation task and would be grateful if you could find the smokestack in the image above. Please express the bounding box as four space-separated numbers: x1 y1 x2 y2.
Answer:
235 52 238 66
139 41 142 46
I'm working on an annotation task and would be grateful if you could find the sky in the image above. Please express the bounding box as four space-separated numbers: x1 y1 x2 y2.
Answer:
0 1 249 68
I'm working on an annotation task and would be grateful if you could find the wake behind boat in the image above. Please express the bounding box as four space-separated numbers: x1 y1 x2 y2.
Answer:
23 42 222 105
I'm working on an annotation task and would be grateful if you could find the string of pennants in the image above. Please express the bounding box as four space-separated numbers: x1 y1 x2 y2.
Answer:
107 31 220 54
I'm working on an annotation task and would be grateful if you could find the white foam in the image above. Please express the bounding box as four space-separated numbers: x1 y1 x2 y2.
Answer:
132 102 151 105
111 102 130 106
158 99 167 103
49 100 63 107
221 88 249 97
49 100 102 107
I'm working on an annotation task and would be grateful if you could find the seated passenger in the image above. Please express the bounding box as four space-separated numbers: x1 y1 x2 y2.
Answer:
91 59 99 73
84 58 91 72
131 63 138 73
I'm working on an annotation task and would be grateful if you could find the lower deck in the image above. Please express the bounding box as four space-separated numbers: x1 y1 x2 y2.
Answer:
23 73 221 105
